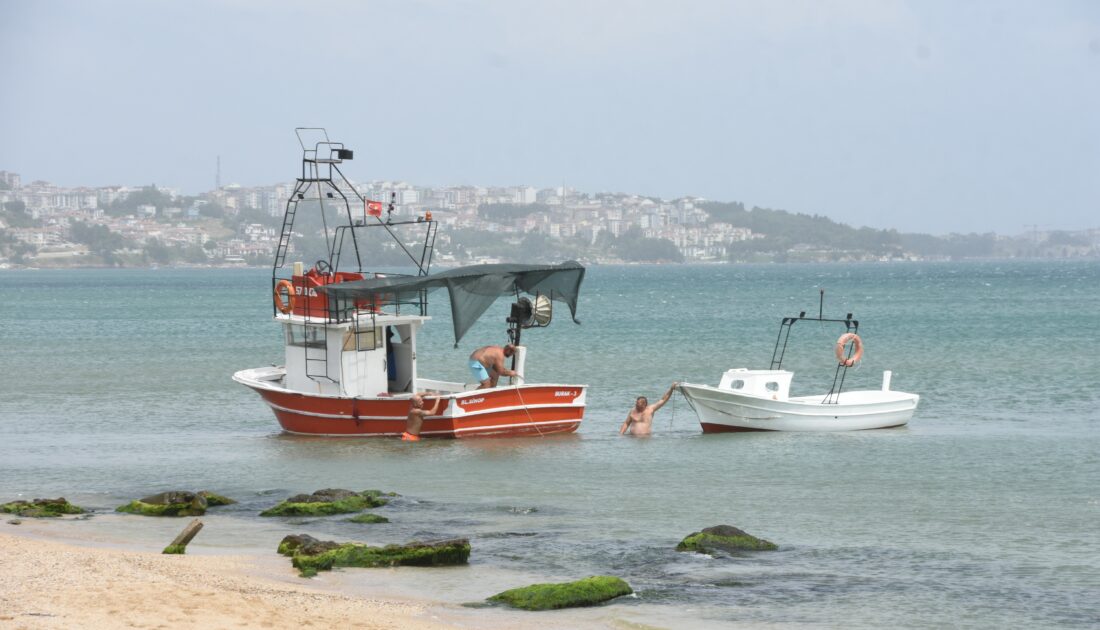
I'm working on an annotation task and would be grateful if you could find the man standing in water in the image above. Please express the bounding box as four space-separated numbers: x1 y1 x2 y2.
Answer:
469 344 518 389
619 382 679 436
402 394 443 441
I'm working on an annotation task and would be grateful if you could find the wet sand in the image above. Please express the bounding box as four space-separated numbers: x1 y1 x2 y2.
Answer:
0 530 451 629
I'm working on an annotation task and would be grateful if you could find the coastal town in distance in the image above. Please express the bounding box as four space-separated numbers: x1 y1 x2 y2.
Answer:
1 168 1097 268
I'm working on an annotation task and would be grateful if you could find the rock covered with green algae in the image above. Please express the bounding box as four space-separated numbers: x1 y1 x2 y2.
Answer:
347 513 389 524
260 488 396 517
196 491 236 506
676 525 778 554
1 497 85 518
487 576 634 611
279 534 470 577
115 490 236 517
277 534 341 557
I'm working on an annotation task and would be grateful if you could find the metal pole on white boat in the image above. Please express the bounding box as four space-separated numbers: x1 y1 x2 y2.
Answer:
882 370 892 391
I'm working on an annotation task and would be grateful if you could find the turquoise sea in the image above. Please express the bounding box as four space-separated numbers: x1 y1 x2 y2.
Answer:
1 261 1098 628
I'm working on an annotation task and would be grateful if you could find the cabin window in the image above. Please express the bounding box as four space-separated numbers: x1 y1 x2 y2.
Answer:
765 381 779 392
286 324 325 348
730 380 745 389
342 327 382 352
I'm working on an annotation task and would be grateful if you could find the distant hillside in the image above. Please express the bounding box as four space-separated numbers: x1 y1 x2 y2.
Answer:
699 201 1097 261
699 201 904 260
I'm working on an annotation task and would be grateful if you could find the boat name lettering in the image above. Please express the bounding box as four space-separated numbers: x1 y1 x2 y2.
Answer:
555 390 577 397
464 397 485 404
294 287 319 297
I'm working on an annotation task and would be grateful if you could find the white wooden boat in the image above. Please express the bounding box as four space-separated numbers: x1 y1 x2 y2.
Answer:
680 368 918 432
679 306 919 432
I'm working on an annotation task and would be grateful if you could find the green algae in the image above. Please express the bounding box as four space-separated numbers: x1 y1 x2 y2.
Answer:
260 489 395 517
114 490 237 518
676 525 778 554
197 491 236 506
289 538 470 576
1 498 84 518
488 576 633 611
346 513 389 524
162 544 187 554
116 499 206 517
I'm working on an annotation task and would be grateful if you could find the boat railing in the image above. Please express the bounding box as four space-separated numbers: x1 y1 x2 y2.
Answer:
769 310 859 406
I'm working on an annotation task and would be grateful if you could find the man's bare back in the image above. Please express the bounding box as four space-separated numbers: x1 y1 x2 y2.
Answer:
620 382 679 436
469 344 516 389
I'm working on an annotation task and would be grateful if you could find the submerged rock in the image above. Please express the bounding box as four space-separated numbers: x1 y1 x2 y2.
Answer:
277 534 342 557
1 498 85 518
676 525 778 554
488 576 633 611
346 513 389 524
115 490 236 517
260 489 396 517
197 491 236 506
117 491 206 517
284 537 470 577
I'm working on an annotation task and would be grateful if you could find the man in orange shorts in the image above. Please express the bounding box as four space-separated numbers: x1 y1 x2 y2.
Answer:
402 394 443 441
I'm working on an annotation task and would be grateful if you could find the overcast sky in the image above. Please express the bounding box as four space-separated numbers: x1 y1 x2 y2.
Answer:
1 0 1097 234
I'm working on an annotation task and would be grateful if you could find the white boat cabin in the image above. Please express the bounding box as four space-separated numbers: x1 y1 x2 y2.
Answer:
279 312 428 397
277 311 530 398
717 369 794 401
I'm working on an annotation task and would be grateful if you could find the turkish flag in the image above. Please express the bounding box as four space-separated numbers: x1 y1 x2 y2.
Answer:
366 200 383 217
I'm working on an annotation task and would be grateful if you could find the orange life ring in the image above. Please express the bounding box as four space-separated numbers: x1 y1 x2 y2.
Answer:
273 279 295 314
835 332 863 367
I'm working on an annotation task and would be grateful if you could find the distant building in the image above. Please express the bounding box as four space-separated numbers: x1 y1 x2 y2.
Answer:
0 171 21 189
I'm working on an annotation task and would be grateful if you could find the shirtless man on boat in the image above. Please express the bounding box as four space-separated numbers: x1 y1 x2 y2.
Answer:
402 394 443 441
469 344 518 389
619 382 679 436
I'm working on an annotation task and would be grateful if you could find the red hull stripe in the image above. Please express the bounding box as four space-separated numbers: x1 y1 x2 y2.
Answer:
699 422 908 433
700 422 772 433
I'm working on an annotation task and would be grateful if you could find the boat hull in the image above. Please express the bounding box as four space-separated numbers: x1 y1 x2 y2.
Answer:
234 367 585 438
679 383 918 432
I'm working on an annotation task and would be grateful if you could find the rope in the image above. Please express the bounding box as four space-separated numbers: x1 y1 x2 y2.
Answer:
513 382 546 438
668 380 681 431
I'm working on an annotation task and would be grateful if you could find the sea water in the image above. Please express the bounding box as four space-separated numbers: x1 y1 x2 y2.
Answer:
1 261 1098 628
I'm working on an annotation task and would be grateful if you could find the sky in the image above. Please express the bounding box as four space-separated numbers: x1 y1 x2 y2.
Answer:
1 0 1097 234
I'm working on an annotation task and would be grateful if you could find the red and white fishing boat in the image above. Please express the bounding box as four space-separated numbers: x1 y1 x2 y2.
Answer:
234 129 587 438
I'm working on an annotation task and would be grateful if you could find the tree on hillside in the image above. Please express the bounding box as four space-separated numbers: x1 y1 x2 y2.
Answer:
106 185 174 217
69 221 129 256
614 227 683 262
2 200 35 228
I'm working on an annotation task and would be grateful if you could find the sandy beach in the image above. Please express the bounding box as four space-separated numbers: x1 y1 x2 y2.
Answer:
0 530 452 629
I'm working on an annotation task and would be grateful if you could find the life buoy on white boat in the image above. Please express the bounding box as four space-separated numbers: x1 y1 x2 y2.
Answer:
835 332 863 367
274 279 295 314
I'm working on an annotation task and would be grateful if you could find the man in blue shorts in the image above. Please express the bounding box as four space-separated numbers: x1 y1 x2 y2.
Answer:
469 344 517 389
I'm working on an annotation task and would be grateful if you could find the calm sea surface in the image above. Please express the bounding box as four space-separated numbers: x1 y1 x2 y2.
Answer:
1 261 1098 628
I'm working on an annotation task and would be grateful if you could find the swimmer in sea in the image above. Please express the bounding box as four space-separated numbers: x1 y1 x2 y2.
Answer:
402 393 443 441
619 382 679 436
